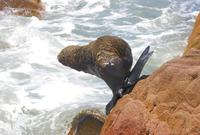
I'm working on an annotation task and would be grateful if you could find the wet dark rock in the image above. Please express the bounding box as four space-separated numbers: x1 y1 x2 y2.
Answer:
67 109 106 135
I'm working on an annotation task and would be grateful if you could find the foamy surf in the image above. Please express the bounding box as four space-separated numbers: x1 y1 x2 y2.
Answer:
0 0 199 134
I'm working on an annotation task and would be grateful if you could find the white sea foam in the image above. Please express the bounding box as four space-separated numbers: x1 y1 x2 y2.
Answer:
0 0 199 134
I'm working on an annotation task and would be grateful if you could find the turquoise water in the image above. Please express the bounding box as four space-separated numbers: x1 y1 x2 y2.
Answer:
0 0 199 134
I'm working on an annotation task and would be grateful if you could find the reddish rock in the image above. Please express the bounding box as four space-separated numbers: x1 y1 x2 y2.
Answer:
184 13 200 55
0 0 44 18
101 13 200 135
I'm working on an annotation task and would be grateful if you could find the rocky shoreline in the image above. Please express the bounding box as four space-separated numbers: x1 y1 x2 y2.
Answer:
68 13 200 135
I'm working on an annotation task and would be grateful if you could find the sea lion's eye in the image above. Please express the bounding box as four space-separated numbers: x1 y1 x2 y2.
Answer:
62 53 65 59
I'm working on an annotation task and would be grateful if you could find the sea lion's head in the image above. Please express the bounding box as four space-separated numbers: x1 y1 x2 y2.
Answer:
57 45 86 71
57 45 78 66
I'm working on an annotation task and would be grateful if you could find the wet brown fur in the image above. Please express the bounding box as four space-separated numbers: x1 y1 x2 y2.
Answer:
58 36 133 94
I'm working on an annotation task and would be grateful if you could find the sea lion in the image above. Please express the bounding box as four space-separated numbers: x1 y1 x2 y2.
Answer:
58 35 133 92
58 35 153 114
0 0 44 18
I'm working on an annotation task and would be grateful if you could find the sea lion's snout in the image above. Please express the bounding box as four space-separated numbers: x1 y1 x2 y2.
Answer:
57 49 65 65
57 46 73 66
57 45 84 70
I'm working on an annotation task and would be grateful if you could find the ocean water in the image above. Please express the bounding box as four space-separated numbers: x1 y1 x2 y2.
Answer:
0 0 199 134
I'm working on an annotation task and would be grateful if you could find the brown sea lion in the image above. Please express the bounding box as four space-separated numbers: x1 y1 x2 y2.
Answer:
58 35 153 114
58 35 133 92
0 0 44 18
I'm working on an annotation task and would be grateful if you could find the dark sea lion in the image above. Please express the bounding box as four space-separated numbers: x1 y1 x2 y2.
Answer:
58 35 153 114
58 35 133 92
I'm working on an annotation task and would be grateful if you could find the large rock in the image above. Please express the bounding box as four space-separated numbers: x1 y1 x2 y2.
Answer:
67 109 106 135
184 14 200 55
0 0 44 18
101 13 200 135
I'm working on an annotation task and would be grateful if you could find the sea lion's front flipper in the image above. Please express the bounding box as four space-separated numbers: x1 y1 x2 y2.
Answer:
106 94 118 115
119 46 153 96
127 46 153 84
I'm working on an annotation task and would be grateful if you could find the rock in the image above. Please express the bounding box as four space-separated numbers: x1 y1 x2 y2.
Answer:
0 0 44 18
101 97 172 135
67 109 106 135
184 13 200 55
101 13 200 135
